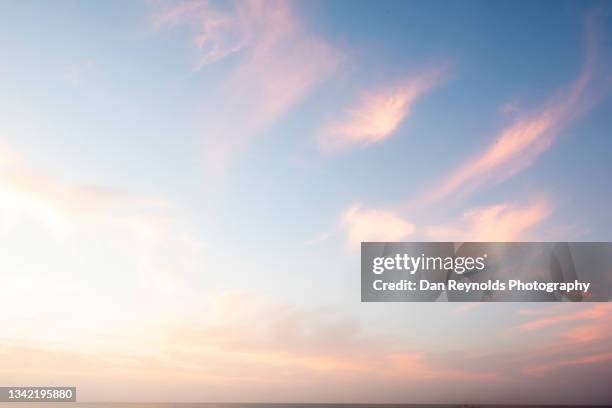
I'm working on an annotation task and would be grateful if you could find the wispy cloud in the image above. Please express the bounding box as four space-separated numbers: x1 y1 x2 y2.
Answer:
514 304 612 377
427 11 611 202
3 291 611 403
426 199 551 241
0 138 203 319
319 67 447 153
154 0 342 173
0 292 497 402
341 204 414 248
338 198 549 245
524 352 612 376
517 303 611 332
0 141 167 238
153 0 250 68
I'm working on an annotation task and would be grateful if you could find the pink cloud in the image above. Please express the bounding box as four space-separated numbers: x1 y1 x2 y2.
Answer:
453 303 484 314
426 199 551 241
426 12 611 203
563 323 612 344
161 292 499 395
0 292 499 402
319 68 447 153
517 303 611 332
510 304 612 378
427 110 562 202
524 352 612 376
5 292 612 403
341 204 415 248
154 0 342 173
462 304 611 389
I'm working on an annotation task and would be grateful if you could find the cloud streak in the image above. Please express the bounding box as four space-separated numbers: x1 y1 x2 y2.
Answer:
427 11 611 202
338 198 549 245
426 199 551 241
514 304 612 378
153 0 250 68
341 204 414 248
517 303 611 332
154 0 342 172
0 140 167 238
0 292 499 402
0 138 204 336
319 68 447 153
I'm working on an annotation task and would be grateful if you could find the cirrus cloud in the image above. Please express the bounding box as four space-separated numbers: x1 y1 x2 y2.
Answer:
319 67 447 153
426 10 611 203
426 199 551 241
153 0 342 173
341 204 414 248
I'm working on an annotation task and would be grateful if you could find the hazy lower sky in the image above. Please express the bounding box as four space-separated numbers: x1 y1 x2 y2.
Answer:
0 0 611 404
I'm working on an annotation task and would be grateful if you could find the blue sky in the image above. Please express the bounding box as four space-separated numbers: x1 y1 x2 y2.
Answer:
0 0 611 404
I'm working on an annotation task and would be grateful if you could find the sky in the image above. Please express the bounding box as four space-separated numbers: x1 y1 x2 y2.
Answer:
0 0 611 404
